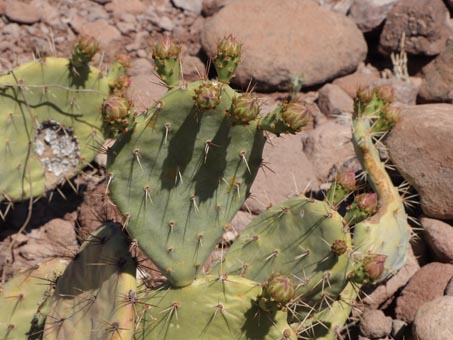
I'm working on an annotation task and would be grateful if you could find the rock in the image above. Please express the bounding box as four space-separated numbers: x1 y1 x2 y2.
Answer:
317 83 354 117
202 0 367 91
5 0 41 24
315 0 353 14
395 262 453 322
379 0 451 55
128 57 154 77
302 120 356 183
386 104 453 219
91 0 112 4
445 275 453 296
392 319 408 339
349 0 399 33
332 70 380 98
359 310 392 339
370 78 419 105
245 130 320 214
105 0 146 16
126 74 168 114
172 0 202 13
0 1 5 16
421 217 453 263
447 0 453 10
79 19 122 51
412 296 453 340
201 0 232 16
419 39 453 102
363 246 420 309
182 55 205 81
18 219 78 261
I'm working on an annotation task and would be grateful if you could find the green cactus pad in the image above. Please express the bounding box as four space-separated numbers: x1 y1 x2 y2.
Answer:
135 275 296 340
351 117 411 281
107 81 265 287
44 223 136 340
0 57 110 203
297 282 356 340
216 197 352 313
0 259 66 340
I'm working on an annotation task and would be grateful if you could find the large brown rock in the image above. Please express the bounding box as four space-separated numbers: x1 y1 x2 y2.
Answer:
421 217 453 263
379 0 451 55
5 0 41 24
412 296 453 340
202 0 367 91
419 39 453 102
245 131 320 214
395 262 453 322
386 104 453 219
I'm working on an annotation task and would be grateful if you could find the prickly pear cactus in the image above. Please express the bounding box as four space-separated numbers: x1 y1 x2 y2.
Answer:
134 275 297 340
107 37 310 287
350 87 411 281
0 36 129 207
0 259 66 339
44 223 136 340
216 196 352 316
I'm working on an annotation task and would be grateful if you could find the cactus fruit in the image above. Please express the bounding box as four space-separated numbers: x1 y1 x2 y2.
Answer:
152 36 181 87
258 101 312 136
226 93 260 125
260 274 296 312
44 223 136 340
212 35 241 84
134 275 297 340
0 259 67 339
102 95 134 133
326 169 356 206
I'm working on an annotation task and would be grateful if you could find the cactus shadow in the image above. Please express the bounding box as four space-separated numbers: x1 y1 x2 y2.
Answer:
241 303 276 339
160 108 201 190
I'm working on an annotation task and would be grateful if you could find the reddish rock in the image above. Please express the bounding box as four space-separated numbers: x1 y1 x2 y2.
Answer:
395 262 453 322
332 71 380 98
386 104 453 219
359 310 392 339
379 0 451 55
105 0 146 16
302 120 357 183
246 128 320 214
5 0 41 24
126 74 168 114
202 0 367 91
412 296 453 340
419 39 453 102
421 217 453 263
317 83 354 117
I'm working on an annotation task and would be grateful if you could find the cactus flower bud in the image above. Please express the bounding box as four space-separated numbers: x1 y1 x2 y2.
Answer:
363 254 387 281
152 36 181 60
331 240 348 256
103 96 131 126
356 193 378 213
281 102 311 133
227 94 260 125
193 81 222 110
213 34 241 83
336 170 356 191
264 274 295 305
71 35 99 68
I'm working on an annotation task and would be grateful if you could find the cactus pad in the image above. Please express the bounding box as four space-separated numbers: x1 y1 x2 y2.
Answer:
107 81 265 287
135 275 296 340
44 223 136 340
0 57 110 203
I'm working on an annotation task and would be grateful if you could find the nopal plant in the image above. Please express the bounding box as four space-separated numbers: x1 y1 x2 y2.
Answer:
0 34 412 340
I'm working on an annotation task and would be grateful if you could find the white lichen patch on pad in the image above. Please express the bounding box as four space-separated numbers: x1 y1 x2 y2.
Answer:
34 120 80 188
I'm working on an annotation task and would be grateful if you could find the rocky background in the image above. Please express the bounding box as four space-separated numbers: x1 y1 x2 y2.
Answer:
0 0 453 339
